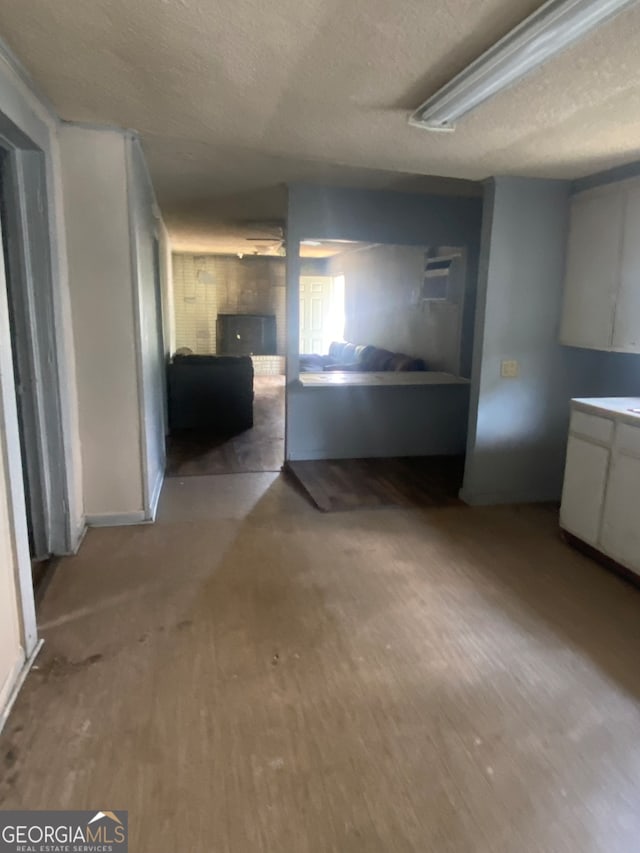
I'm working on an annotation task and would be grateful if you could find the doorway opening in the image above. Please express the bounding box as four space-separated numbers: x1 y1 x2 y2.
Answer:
166 252 286 477
290 238 471 509
0 135 71 605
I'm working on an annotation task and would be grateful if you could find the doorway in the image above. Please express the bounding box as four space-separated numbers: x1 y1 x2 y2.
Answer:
166 253 286 477
299 274 345 355
0 136 72 591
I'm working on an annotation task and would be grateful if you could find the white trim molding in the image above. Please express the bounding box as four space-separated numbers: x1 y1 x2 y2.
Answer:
148 469 164 522
0 639 44 734
85 511 149 528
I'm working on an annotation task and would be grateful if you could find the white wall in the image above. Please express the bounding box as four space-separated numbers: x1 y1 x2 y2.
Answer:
60 126 144 518
60 126 169 523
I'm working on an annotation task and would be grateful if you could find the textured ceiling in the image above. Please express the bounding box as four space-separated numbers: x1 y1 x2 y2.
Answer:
2 0 640 252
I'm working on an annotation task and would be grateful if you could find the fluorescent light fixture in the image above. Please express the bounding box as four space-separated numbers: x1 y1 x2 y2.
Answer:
410 0 638 131
300 240 322 246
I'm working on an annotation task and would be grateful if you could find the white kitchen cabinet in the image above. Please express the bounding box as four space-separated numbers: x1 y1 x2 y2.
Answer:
560 436 610 545
560 189 623 349
600 453 640 567
613 186 640 350
560 397 640 579
560 178 640 353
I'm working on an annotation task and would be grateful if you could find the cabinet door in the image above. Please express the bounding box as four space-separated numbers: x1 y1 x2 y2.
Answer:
560 436 609 545
613 186 640 352
560 190 624 349
600 452 640 574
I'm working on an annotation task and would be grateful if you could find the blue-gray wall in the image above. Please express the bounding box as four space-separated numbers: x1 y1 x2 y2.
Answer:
287 384 470 461
285 184 483 461
461 177 606 505
572 160 640 194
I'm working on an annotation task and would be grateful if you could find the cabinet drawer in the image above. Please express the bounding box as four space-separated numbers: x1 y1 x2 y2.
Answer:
569 410 614 445
614 422 640 458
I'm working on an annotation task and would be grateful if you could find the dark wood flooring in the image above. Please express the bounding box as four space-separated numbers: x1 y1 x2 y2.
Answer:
167 376 284 477
286 455 465 512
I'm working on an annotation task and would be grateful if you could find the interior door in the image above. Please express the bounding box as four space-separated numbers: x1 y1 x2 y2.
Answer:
299 276 332 354
0 150 49 561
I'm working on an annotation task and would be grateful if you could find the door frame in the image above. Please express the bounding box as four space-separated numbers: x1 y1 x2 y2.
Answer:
0 136 72 555
0 115 75 654
0 193 38 655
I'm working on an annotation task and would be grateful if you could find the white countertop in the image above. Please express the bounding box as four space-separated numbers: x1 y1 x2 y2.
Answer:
572 397 640 425
298 371 470 388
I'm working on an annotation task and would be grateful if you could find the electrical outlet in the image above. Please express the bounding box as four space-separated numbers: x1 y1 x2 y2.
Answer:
501 359 519 378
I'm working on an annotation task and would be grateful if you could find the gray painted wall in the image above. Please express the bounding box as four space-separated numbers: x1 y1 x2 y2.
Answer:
286 184 482 461
593 351 640 394
288 185 482 376
288 384 470 460
334 244 425 356
461 177 606 505
329 243 465 373
572 159 640 194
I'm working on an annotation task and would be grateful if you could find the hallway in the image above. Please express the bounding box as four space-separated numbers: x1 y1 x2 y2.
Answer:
2 474 640 852
166 376 285 476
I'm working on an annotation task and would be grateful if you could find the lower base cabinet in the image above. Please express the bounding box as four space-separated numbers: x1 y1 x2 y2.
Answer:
600 453 640 570
560 437 610 546
560 400 640 581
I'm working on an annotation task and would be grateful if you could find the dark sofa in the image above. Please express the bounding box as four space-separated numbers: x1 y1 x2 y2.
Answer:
167 354 254 433
300 341 426 373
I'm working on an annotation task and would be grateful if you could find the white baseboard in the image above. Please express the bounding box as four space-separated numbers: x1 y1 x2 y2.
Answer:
70 519 88 553
147 468 165 522
85 511 148 527
0 639 44 734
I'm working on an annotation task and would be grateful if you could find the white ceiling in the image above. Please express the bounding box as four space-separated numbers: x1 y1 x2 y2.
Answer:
2 0 640 252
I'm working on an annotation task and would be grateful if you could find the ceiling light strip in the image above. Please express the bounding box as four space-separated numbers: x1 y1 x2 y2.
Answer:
410 0 639 131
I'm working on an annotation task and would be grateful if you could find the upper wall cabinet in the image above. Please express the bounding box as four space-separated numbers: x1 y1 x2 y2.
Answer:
560 178 640 353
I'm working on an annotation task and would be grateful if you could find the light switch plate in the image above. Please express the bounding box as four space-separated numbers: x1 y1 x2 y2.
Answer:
501 359 519 378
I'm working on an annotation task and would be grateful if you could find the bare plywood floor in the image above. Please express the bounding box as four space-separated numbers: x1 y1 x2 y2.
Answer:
2 474 640 852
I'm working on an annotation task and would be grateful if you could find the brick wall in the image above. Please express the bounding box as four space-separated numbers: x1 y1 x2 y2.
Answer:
172 253 286 356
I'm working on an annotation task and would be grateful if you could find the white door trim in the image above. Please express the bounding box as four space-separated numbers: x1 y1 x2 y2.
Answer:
0 210 38 656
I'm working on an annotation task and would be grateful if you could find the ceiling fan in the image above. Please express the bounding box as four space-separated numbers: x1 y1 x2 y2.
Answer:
244 222 286 256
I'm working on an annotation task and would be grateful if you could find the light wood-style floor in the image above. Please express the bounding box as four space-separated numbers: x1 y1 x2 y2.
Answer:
2 473 640 852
